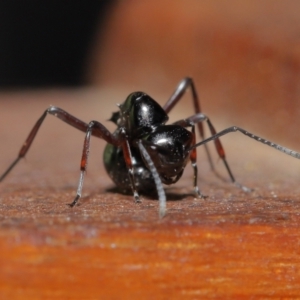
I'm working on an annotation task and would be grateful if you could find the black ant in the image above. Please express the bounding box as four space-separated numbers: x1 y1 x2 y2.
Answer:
1 78 299 217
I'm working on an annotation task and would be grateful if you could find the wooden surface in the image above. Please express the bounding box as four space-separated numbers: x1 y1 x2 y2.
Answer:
0 90 300 299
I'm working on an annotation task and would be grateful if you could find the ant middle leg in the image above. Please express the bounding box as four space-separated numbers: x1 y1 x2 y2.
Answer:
174 113 252 192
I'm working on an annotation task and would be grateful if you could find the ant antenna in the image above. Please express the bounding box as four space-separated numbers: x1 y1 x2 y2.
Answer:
138 140 166 218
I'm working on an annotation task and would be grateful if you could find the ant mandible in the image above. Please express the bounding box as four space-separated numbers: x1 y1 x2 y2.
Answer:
1 77 300 217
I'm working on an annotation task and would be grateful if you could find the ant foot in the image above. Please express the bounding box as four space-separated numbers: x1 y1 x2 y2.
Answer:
194 186 208 199
68 194 80 207
133 191 142 203
234 182 253 193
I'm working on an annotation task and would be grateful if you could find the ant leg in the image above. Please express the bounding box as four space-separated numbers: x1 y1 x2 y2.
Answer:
163 77 215 172
190 125 207 198
163 78 201 120
69 122 142 206
69 120 121 207
175 113 251 192
120 129 141 204
0 106 119 182
192 126 300 161
1 106 86 181
173 115 208 196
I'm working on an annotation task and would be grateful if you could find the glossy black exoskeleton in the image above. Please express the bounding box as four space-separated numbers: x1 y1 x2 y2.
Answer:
1 77 300 217
103 92 193 192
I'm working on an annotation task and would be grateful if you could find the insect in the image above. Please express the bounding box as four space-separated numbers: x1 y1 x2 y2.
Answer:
1 78 300 217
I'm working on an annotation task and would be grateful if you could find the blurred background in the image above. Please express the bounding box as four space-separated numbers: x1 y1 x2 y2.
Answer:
1 0 300 144
0 0 114 87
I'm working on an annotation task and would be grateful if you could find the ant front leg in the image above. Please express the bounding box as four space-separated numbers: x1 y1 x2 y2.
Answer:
137 140 166 218
163 77 216 172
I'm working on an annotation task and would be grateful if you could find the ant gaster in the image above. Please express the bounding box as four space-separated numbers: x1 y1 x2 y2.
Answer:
1 78 300 217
